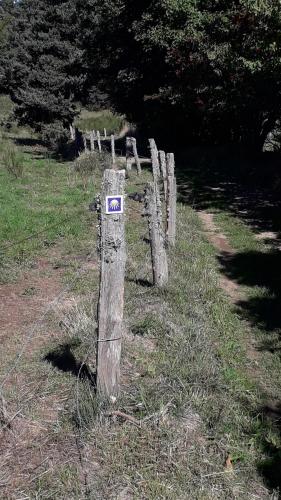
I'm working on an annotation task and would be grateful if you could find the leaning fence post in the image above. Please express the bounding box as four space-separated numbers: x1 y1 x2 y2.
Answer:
111 134 116 165
97 131 102 153
96 169 126 399
166 153 177 246
145 181 168 287
159 150 168 201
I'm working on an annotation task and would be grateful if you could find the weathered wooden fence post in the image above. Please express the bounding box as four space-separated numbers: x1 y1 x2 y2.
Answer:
159 150 168 201
104 128 107 139
131 138 141 175
149 138 160 180
126 137 132 173
74 128 82 156
166 153 177 246
145 181 169 287
83 135 88 153
70 124 76 141
90 131 95 152
111 134 116 165
97 131 102 153
97 169 126 399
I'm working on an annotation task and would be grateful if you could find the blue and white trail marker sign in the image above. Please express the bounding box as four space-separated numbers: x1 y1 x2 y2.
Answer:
106 195 124 214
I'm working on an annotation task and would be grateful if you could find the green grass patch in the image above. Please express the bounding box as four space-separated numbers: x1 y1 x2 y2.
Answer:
74 108 125 134
0 149 96 281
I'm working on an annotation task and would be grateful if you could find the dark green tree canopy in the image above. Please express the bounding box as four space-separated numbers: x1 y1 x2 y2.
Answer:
3 0 281 150
82 0 281 148
6 0 85 147
0 0 14 92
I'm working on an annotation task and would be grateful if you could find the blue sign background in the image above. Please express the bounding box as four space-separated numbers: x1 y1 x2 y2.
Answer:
106 196 123 214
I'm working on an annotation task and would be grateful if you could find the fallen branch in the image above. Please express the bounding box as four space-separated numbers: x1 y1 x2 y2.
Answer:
106 410 141 427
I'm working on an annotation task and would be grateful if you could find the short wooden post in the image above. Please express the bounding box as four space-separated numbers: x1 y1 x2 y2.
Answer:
83 135 88 153
159 150 168 201
104 128 107 139
90 131 95 152
126 137 132 173
70 124 76 141
97 169 126 399
111 134 116 165
166 153 177 246
74 128 82 156
97 131 102 153
149 138 160 180
131 138 141 175
145 181 168 287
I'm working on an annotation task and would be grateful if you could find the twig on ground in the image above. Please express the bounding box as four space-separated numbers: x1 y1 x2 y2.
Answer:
106 410 141 427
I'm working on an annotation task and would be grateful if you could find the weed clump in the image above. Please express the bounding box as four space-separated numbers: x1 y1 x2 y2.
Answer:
74 151 112 176
1 143 24 178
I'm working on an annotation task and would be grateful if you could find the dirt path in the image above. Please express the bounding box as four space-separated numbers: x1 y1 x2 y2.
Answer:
197 209 281 411
197 211 242 303
0 250 96 498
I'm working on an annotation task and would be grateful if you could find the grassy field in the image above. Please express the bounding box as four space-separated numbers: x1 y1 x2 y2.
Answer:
0 95 280 498
74 107 126 134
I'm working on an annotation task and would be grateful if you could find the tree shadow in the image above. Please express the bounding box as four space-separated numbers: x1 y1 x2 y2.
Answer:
44 342 96 386
218 250 281 336
258 402 281 495
176 147 281 241
126 277 153 288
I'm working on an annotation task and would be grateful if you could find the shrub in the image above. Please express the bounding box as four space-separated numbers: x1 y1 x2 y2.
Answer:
41 121 69 151
74 151 112 175
2 143 24 178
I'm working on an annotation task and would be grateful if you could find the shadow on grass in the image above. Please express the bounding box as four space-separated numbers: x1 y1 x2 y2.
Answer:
44 342 96 386
218 250 281 335
176 147 281 242
258 402 281 494
178 147 281 493
126 277 153 288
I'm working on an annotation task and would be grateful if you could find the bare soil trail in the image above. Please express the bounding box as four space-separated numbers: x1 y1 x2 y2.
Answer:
0 248 97 498
198 207 281 424
197 210 241 303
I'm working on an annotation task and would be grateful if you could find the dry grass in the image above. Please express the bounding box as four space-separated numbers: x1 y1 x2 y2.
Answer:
0 124 278 498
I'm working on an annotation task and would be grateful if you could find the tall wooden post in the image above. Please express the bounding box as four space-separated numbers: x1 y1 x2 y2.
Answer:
166 153 177 246
70 124 75 141
97 169 126 399
90 131 95 152
97 131 102 153
83 135 88 153
131 138 141 175
159 150 168 201
149 139 160 179
145 181 168 287
126 137 132 173
111 134 116 165
104 128 107 139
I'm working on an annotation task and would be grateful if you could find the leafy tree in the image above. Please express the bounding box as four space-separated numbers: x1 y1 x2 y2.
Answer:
6 0 85 148
0 0 14 92
84 0 281 149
